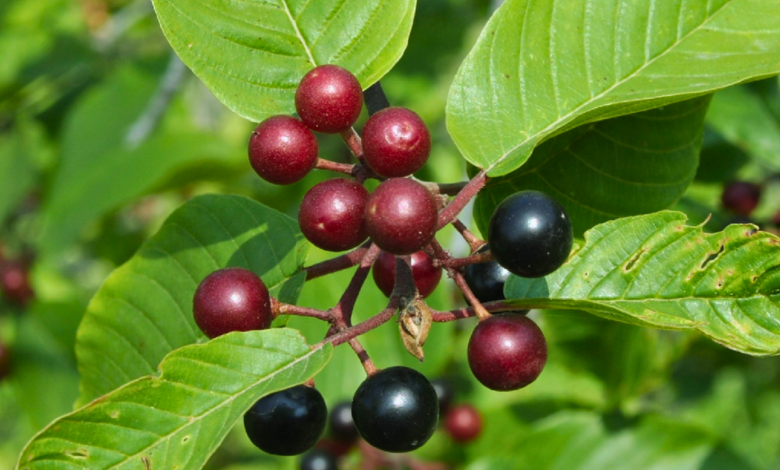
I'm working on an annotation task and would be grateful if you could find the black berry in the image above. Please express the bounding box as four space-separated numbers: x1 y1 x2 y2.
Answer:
248 115 318 185
295 65 363 134
352 366 438 452
721 181 761 216
463 244 511 304
193 268 272 339
300 448 338 470
244 385 327 456
299 178 369 252
0 260 33 306
444 404 483 443
372 250 442 298
329 401 358 442
362 107 431 178
488 191 572 278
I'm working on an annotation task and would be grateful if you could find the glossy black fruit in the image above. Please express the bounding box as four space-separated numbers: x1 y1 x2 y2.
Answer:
488 191 572 278
244 385 327 456
352 366 438 452
329 401 358 442
295 64 363 134
463 244 511 303
300 448 339 470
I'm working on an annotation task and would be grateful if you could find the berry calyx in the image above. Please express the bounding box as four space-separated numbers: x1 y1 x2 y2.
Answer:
352 366 438 453
0 260 34 306
468 313 547 391
248 115 318 185
362 107 431 178
463 244 511 304
364 178 438 256
300 448 338 470
244 384 327 456
721 181 761 216
328 401 358 442
444 404 483 443
295 65 363 134
193 268 272 339
372 250 442 298
488 191 572 278
299 179 369 252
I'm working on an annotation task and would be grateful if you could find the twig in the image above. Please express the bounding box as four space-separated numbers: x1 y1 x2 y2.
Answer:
431 301 514 322
451 219 485 252
436 171 488 229
277 303 332 321
332 244 381 326
322 301 399 348
315 158 355 176
304 243 371 280
427 239 491 320
348 337 378 375
435 250 493 269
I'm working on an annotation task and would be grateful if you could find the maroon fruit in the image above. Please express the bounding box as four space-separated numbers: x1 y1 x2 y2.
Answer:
721 181 761 216
362 107 431 178
467 314 547 391
0 260 33 306
299 178 369 252
295 65 363 134
372 250 442 298
444 404 483 443
193 268 272 339
248 115 318 185
364 178 438 255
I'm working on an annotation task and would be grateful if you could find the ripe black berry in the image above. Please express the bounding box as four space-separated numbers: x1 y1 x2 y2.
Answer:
463 244 511 304
295 65 363 134
300 448 338 470
372 250 442 298
244 385 327 456
193 268 272 339
352 366 438 452
721 181 761 216
362 107 431 178
488 191 572 278
329 401 358 442
444 404 483 443
0 260 33 306
248 115 318 185
365 178 438 255
299 178 369 252
467 313 547 391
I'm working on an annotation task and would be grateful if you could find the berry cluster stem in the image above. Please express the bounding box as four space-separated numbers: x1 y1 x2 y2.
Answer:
427 239 491 320
451 219 485 253
435 250 493 269
436 170 488 230
304 242 371 280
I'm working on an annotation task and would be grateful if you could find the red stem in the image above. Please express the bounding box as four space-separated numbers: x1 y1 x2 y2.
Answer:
435 250 493 269
332 244 381 327
451 219 485 252
436 171 488 230
323 301 399 348
315 158 355 176
304 242 371 281
431 301 514 322
427 239 491 320
277 303 332 321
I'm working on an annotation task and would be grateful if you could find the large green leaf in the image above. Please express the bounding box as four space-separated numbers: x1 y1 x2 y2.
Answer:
448 0 780 176
152 0 416 122
505 211 780 355
474 96 709 237
0 118 44 224
76 194 309 406
18 329 332 470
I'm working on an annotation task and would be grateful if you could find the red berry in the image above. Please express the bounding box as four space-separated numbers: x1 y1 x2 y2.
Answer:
467 314 547 391
365 178 438 255
372 250 442 298
0 260 34 306
193 268 272 339
248 115 318 185
362 107 431 178
299 179 369 252
721 181 761 216
444 404 483 443
295 65 363 134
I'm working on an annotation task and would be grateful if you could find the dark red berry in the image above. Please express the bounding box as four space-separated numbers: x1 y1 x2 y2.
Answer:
0 342 10 380
300 448 338 470
362 107 431 178
722 181 761 216
329 401 358 442
365 178 438 255
444 404 483 443
0 260 34 306
372 250 442 298
248 115 318 185
193 268 272 339
467 314 547 391
299 178 369 252
295 65 363 134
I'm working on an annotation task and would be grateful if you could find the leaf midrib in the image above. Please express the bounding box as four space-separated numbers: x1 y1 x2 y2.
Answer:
279 0 317 66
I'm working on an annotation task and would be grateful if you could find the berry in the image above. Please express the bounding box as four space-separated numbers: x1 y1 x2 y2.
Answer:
364 178 438 255
488 191 572 278
300 448 339 470
362 107 431 178
431 377 454 415
0 260 33 306
193 268 272 339
244 385 327 456
463 244 511 304
295 65 364 134
721 181 761 216
329 401 358 442
352 366 438 453
468 313 547 391
372 250 442 298
248 115 318 185
299 179 369 252
444 404 483 443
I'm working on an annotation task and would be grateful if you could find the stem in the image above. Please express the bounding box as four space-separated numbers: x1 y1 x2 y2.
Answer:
364 81 391 115
277 303 332 321
315 158 355 176
431 301 514 322
421 181 469 197
428 239 491 320
452 219 485 252
304 243 371 280
435 250 493 269
436 171 488 230
348 337 378 375
323 301 399 348
339 128 382 183
333 244 381 326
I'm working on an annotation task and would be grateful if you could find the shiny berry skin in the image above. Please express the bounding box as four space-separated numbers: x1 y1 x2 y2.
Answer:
0 260 34 306
300 448 338 470
463 244 511 304
444 404 483 443
329 401 358 442
488 191 572 278
244 385 327 456
299 179 369 252
352 366 438 453
248 115 318 185
362 107 431 178
365 178 438 255
721 181 761 216
193 268 272 339
372 250 442 298
295 65 363 134
468 313 547 391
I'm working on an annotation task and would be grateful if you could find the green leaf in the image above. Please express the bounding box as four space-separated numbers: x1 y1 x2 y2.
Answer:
18 329 332 470
75 194 309 406
447 0 780 176
151 0 416 122
474 96 709 237
0 118 44 223
505 211 780 355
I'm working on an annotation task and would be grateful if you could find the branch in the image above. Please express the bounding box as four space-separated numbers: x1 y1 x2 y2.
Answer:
436 171 488 229
434 250 493 269
431 301 514 322
304 242 371 280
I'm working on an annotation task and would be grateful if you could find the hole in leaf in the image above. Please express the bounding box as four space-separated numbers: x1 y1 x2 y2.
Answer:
746 228 758 237
66 449 89 459
716 278 724 289
623 249 645 272
700 244 725 271
182 436 190 444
